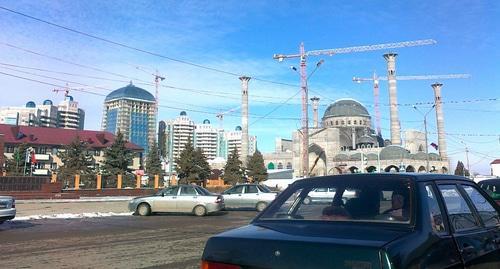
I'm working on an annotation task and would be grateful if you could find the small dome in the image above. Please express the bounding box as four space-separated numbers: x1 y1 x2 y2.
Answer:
26 101 36 108
180 111 187 116
203 119 210 124
380 145 410 160
366 153 379 160
412 152 428 160
349 153 361 161
358 135 376 145
67 95 74 101
105 83 155 102
323 99 370 119
333 153 349 161
43 99 53 105
235 126 242 131
429 153 441 161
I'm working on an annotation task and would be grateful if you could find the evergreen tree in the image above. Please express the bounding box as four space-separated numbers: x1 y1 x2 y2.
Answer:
193 148 211 186
222 148 244 185
57 137 94 186
5 143 29 175
146 142 163 177
102 131 134 176
247 150 268 182
454 161 470 177
175 140 197 184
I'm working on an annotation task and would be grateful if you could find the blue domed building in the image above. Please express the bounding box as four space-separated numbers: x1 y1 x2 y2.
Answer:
102 82 156 153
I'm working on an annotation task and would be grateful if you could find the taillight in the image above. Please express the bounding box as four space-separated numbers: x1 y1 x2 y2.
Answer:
12 199 15 208
215 196 224 204
201 260 240 269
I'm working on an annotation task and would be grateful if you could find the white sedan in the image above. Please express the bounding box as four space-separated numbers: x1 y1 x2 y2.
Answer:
0 196 16 224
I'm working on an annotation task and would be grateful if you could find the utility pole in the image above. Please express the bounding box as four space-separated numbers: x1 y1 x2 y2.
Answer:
413 105 435 173
273 39 436 178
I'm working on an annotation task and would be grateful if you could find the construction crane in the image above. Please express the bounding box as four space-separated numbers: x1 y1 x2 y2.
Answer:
352 73 470 135
273 39 437 178
216 106 240 130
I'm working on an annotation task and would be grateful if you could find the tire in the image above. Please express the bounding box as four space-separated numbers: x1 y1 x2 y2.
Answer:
303 196 312 205
256 202 267 212
193 205 207 216
136 203 151 216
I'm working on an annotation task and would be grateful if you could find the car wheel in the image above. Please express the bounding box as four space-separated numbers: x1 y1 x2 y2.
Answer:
256 202 267 212
137 203 151 216
193 205 207 216
303 196 312 205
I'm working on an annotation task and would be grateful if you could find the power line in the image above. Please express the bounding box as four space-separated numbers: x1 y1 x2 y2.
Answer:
250 89 302 126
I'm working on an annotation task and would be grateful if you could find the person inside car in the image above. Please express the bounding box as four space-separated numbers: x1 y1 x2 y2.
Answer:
321 205 351 221
383 192 408 220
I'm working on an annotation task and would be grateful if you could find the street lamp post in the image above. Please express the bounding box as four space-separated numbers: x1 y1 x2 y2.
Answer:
291 59 324 178
413 105 435 173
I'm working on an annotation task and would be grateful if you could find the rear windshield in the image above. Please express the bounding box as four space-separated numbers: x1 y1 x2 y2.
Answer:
258 177 413 224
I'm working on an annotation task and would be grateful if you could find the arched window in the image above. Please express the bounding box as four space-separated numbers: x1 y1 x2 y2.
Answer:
348 120 351 125
354 120 357 125
286 162 292 169
335 120 339 125
277 162 283 169
267 162 275 169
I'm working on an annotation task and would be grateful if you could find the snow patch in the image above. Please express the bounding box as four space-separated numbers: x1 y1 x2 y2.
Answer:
15 212 133 221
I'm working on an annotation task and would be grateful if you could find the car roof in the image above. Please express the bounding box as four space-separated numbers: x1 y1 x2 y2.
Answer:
292 173 472 187
477 178 500 184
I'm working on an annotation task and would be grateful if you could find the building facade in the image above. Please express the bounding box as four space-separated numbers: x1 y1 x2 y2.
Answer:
0 98 84 130
102 83 156 154
264 99 449 178
194 119 218 160
0 124 143 176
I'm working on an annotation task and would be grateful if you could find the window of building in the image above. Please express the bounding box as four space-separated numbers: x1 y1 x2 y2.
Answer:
341 120 345 125
277 162 283 169
348 120 351 125
335 121 338 125
286 162 292 169
354 120 357 125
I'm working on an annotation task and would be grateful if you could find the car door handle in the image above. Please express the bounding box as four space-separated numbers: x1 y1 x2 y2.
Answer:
461 245 475 255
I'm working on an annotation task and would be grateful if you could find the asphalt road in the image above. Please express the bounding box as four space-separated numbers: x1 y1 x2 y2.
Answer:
0 211 258 269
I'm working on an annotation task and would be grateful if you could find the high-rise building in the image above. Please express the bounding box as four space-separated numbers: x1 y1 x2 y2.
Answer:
57 96 85 130
102 82 156 153
164 111 196 161
225 126 256 163
194 119 218 160
0 99 81 129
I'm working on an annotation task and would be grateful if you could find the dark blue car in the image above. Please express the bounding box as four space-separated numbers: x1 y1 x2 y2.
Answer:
201 173 500 269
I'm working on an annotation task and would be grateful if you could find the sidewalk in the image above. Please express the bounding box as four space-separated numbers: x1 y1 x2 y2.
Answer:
15 198 134 218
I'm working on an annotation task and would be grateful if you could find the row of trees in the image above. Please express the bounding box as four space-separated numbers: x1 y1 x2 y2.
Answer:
173 140 268 185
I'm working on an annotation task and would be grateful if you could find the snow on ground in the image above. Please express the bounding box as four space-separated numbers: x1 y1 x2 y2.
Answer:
15 212 133 221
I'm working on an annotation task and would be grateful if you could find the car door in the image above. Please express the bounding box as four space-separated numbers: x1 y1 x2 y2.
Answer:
438 183 496 268
460 184 500 265
154 186 179 212
243 185 259 207
176 186 199 213
223 185 245 208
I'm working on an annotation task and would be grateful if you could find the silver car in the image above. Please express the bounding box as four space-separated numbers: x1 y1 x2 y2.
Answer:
0 196 16 224
222 184 278 211
128 185 224 216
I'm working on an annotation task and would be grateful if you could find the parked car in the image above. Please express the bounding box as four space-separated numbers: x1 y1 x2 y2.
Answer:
222 183 278 211
202 174 500 269
302 187 356 205
478 178 500 205
128 184 224 216
0 196 16 224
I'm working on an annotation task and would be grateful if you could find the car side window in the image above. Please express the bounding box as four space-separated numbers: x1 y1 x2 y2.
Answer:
424 184 446 233
462 185 500 227
164 186 179 196
180 186 197 196
226 185 244 194
438 184 480 231
245 185 258 194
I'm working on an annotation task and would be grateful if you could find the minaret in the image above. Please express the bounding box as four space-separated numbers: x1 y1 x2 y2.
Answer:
239 76 251 168
432 83 447 160
383 53 401 145
310 96 320 128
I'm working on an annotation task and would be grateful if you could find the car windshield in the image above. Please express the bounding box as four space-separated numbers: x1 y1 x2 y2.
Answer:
258 176 413 224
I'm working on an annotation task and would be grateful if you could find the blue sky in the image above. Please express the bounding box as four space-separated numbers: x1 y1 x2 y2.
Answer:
0 0 498 174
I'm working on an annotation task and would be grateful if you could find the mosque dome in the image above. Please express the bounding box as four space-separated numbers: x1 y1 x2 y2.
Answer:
105 83 155 102
26 101 36 108
323 99 370 119
235 126 242 131
203 119 210 124
43 99 53 105
180 111 187 116
379 145 411 160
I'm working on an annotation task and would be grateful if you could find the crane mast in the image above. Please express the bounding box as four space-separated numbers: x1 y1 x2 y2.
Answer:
273 39 437 178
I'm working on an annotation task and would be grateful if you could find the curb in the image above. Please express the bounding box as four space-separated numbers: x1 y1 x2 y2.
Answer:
16 196 135 204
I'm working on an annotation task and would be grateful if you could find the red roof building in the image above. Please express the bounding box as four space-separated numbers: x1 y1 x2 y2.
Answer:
0 124 143 176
